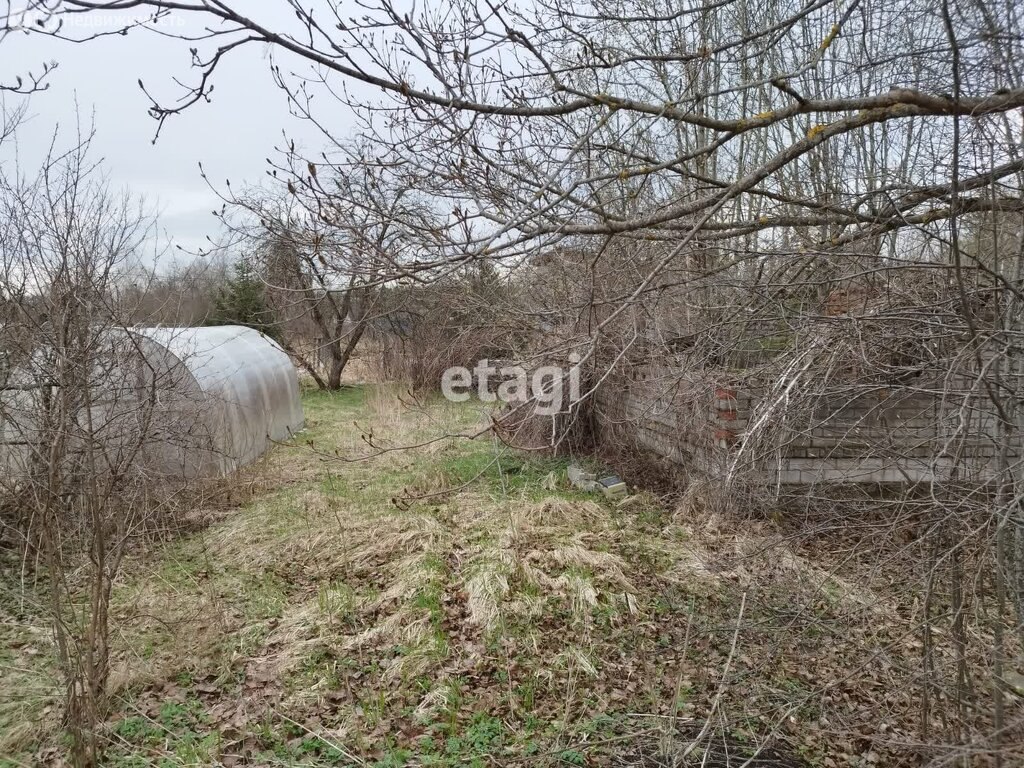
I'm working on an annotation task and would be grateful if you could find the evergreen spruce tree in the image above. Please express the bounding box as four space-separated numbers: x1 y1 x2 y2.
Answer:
209 257 279 339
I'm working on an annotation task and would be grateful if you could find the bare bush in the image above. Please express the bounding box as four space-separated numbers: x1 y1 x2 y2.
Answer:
0 124 203 767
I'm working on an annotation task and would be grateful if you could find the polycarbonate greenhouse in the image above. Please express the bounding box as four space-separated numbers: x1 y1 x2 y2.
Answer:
0 325 304 481
130 325 305 477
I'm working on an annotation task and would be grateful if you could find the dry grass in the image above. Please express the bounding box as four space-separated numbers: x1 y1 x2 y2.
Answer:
4 384 1020 766
0 604 58 755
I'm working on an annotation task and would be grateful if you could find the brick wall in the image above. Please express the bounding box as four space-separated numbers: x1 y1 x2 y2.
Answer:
594 365 1016 485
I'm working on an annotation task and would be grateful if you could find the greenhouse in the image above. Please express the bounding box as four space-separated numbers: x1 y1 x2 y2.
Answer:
0 325 304 480
130 325 305 477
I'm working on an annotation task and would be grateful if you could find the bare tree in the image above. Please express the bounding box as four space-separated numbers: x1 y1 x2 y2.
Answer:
119 255 232 326
0 122 197 768
220 154 435 389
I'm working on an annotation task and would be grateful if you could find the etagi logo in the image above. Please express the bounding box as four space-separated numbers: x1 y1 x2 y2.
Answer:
9 1 186 31
441 355 582 416
10 2 60 32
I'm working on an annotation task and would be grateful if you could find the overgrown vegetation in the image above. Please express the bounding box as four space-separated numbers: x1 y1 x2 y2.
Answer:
4 0 1024 763
5 384 1016 766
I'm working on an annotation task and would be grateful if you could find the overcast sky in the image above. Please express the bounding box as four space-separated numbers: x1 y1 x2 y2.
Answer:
0 5 338 267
